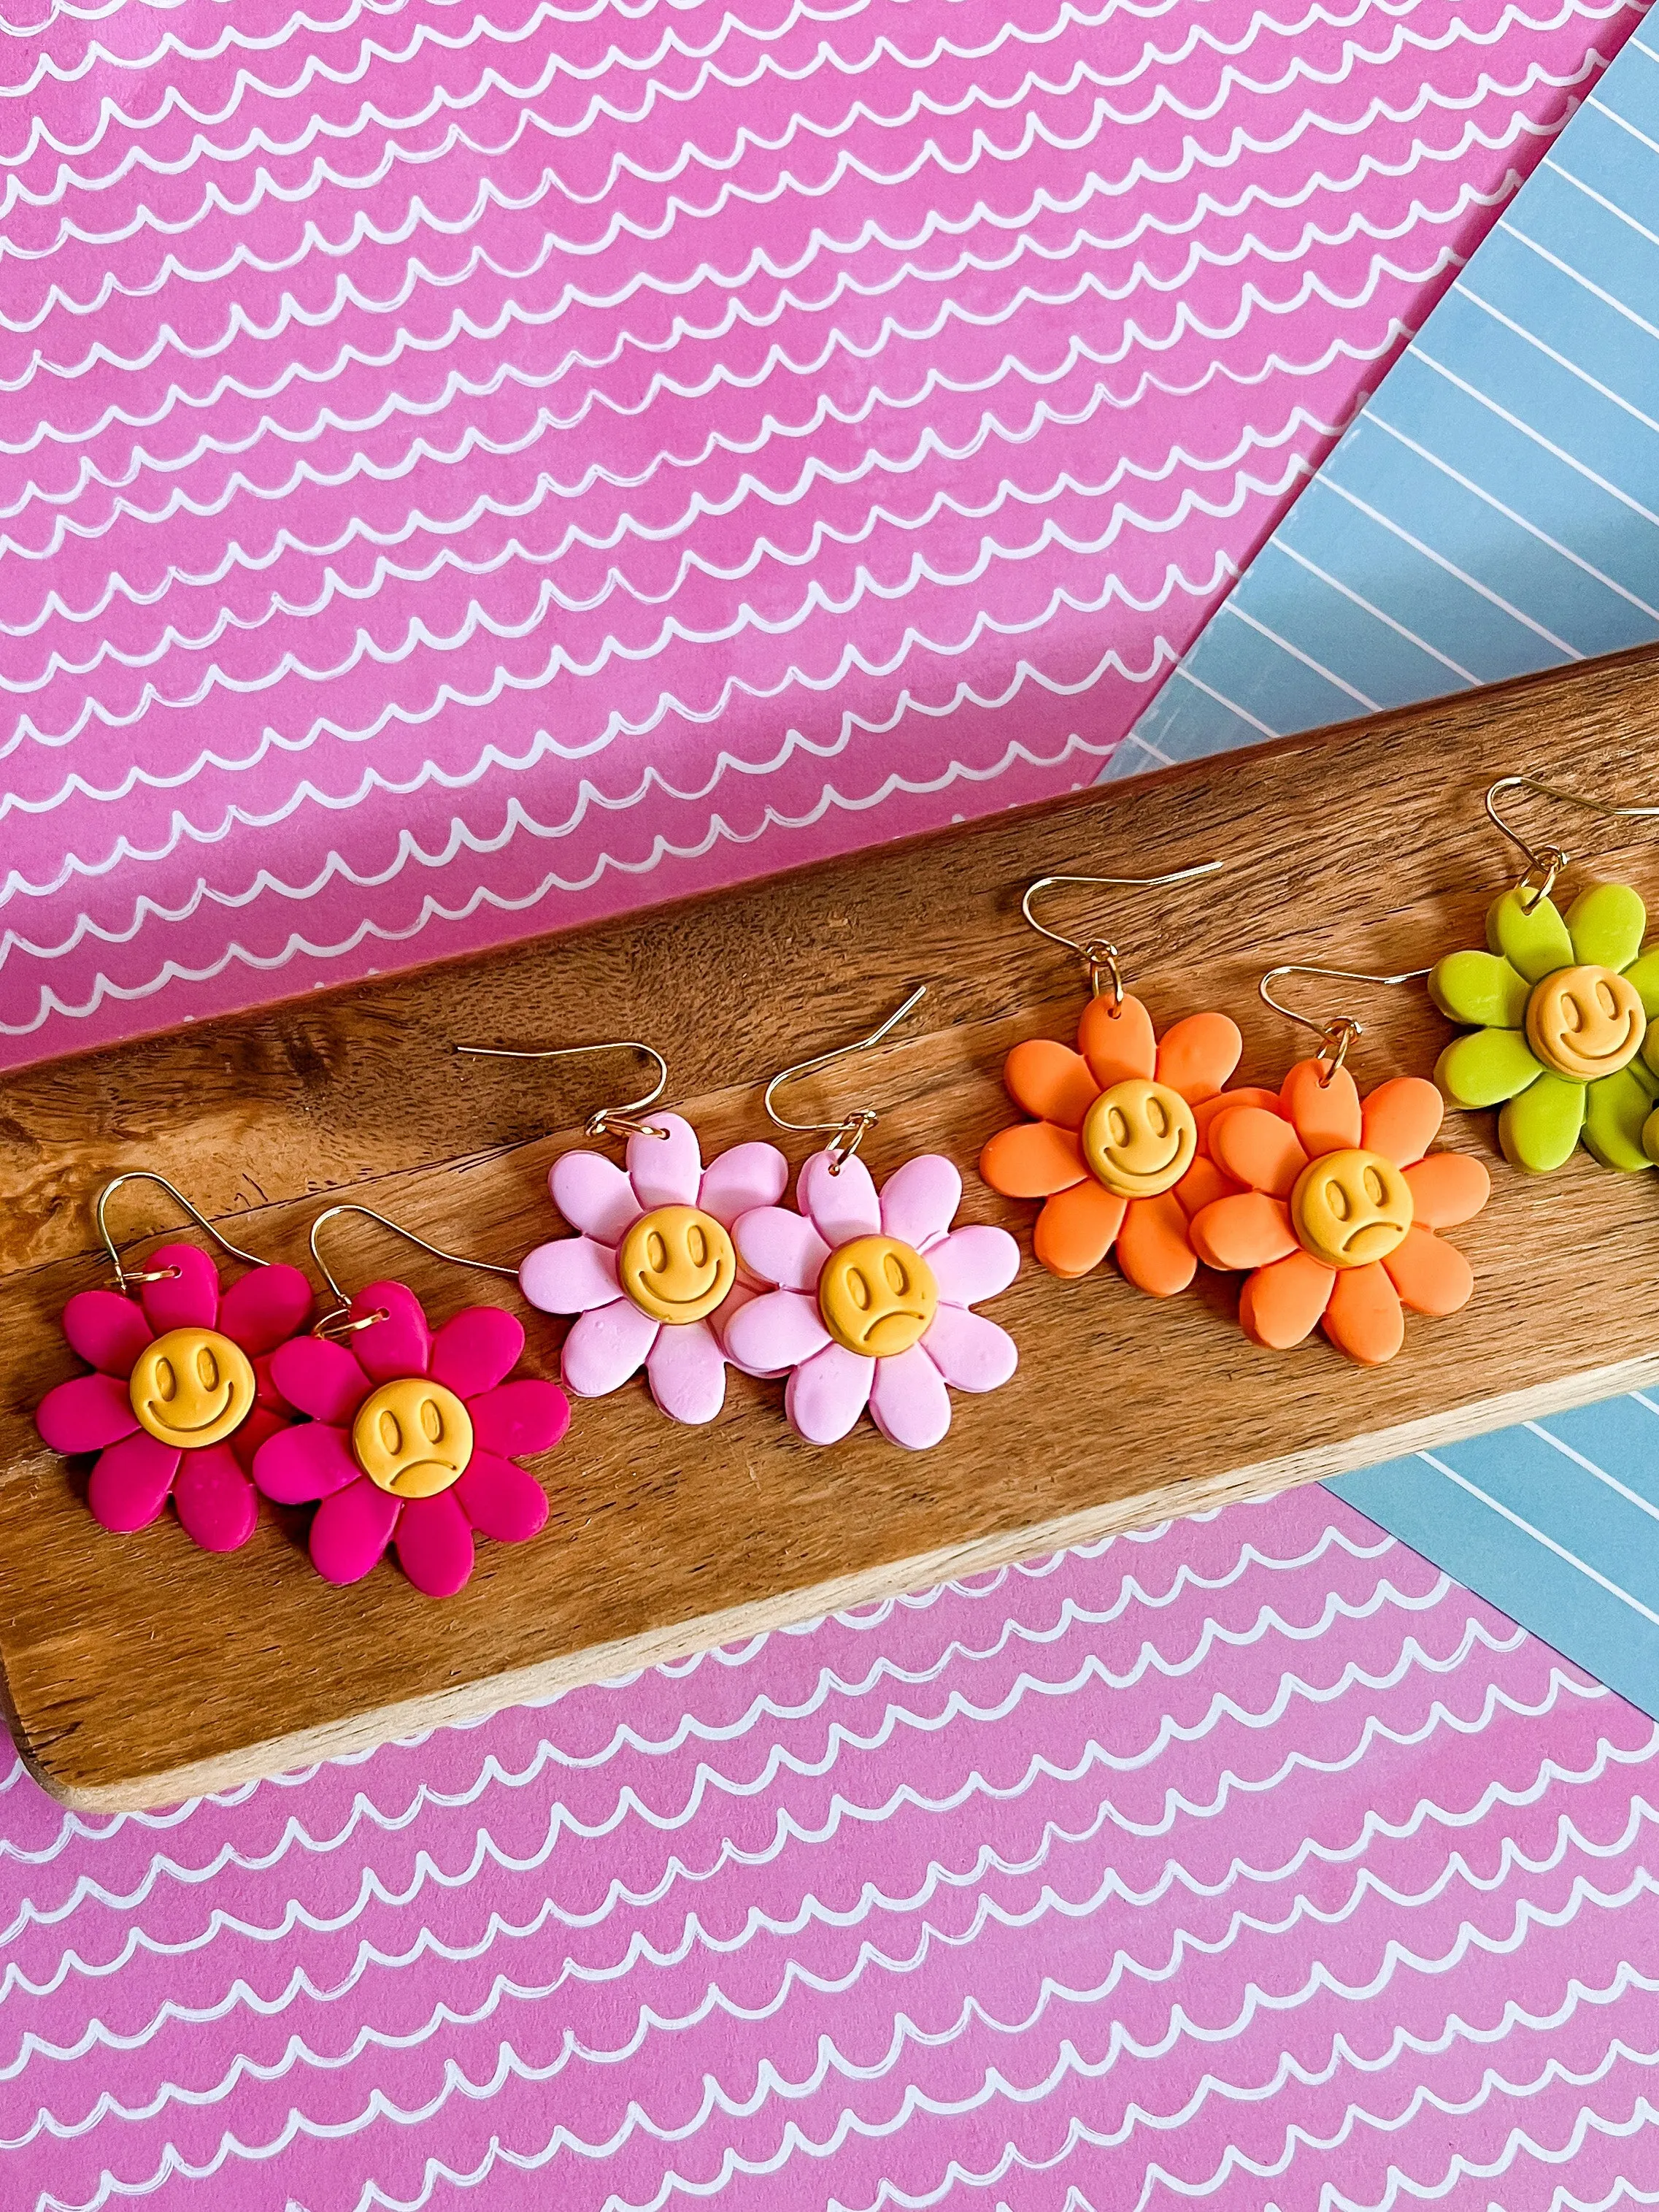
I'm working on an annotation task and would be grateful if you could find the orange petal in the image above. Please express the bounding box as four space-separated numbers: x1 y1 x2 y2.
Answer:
1155 1011 1243 1105
1003 1038 1099 1132
1282 1057 1363 1156
1189 1191 1298 1271
1174 1154 1231 1218
1239 1251 1335 1348
1078 991 1156 1088
1323 1261 1405 1364
1360 1075 1444 1167
1116 1190 1197 1297
1194 1087 1282 1147
1403 1151 1491 1230
1384 1224 1475 1317
1209 1106 1309 1199
1034 1179 1127 1278
980 1121 1085 1199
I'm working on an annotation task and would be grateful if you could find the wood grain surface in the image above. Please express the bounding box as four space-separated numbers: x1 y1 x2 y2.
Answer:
5 646 1659 1808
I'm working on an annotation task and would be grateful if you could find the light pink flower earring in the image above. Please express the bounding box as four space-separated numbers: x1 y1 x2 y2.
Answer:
723 988 1022 1451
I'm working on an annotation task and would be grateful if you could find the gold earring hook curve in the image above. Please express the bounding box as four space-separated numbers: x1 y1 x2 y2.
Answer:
1486 775 1659 911
307 1203 519 1340
95 1172 264 1296
763 985 928 1172
1020 862 1223 1006
1258 963 1431 1088
453 1036 670 1142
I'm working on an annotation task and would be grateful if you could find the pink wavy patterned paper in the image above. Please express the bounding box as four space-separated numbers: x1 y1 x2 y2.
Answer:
0 0 1647 1068
4 1487 1658 2211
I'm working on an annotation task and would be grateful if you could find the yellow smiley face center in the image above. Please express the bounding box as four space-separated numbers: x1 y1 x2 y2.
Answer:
1524 963 1646 1082
617 1204 736 1325
1079 1077 1198 1199
351 1378 474 1498
129 1326 256 1450
817 1234 939 1359
1290 1146 1414 1270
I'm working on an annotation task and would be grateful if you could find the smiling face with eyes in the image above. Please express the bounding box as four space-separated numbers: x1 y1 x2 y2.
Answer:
617 1204 737 1325
128 1326 257 1450
1079 1076 1198 1199
1525 963 1647 1083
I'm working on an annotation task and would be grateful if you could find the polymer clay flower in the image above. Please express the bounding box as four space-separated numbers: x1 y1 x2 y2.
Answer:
253 1284 566 1597
519 1113 788 1424
978 992 1271 1289
1431 880 1659 1173
34 1243 312 1552
723 1151 1019 1448
1188 1061 1490 1366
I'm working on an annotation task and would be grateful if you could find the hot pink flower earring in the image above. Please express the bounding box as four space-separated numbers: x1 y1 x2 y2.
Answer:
252 1205 569 1598
724 988 1022 1450
34 1174 315 1553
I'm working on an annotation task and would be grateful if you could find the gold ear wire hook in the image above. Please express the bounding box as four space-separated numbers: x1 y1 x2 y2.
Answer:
453 1036 671 1142
307 1203 520 1340
95 1172 263 1296
1259 963 1431 1088
1486 775 1659 912
763 985 928 1173
1020 862 1223 1008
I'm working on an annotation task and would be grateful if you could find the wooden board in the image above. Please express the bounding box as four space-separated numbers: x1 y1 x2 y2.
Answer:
5 645 1659 1809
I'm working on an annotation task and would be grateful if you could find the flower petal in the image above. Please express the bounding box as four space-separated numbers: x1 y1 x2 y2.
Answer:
1626 948 1659 1018
1384 1225 1475 1318
1498 1070 1587 1173
1209 1106 1306 1199
645 1316 729 1424
1078 991 1157 1088
519 1235 622 1316
394 1491 476 1598
172 1445 260 1553
430 1306 525 1397
1281 1060 1362 1156
1402 1152 1491 1230
87 1432 180 1532
1582 1065 1658 1174
879 1154 961 1251
1174 1156 1231 1218
927 1226 1020 1308
696 1141 789 1227
1033 1179 1125 1279
252 1419 361 1504
561 1299 660 1398
723 1289 831 1376
869 1343 952 1451
1435 1026 1544 1109
919 1305 1017 1394
628 1112 703 1208
1323 1261 1406 1365
979 1121 1085 1200
1188 1193 1297 1272
1193 1088 1282 1144
1003 1039 1098 1130
1154 1011 1242 1105
231 1403 285 1472
733 1205 831 1294
455 1451 550 1544
1239 1251 1335 1348
550 1150 639 1245
1115 1191 1197 1297
1360 1076 1444 1168
1487 883 1573 981
216 1264 313 1357
798 1148 882 1246
269 1336 370 1426
469 1379 571 1459
1568 880 1646 972
352 1281 433 1381
139 1243 221 1335
1428 950 1531 1031
786 1342 874 1445
61 1290 152 1378
309 1476 400 1585
37 1372 139 1456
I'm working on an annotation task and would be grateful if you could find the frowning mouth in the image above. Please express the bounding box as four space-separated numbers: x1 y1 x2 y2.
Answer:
385 1459 463 1495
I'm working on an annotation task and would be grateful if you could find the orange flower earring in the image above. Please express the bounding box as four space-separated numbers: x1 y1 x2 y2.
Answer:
979 864 1275 1293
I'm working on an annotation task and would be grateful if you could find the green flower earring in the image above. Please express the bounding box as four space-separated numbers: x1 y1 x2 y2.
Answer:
1429 775 1659 1175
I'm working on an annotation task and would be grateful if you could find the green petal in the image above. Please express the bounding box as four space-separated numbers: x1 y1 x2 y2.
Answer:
1625 948 1659 1017
1645 1104 1659 1168
1435 1027 1544 1109
1487 885 1573 983
1582 1066 1658 1173
1428 949 1531 1029
1567 879 1646 971
1498 1070 1587 1172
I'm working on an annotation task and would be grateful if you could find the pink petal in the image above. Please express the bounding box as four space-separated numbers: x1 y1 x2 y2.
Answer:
561 1299 660 1397
231 1403 285 1472
269 1337 370 1426
627 1111 703 1207
172 1445 259 1554
799 1149 881 1246
878 1155 961 1251
920 1305 1018 1394
37 1372 139 1456
645 1316 729 1424
216 1264 313 1356
785 1341 874 1445
61 1290 152 1378
139 1243 222 1334
431 1305 524 1397
926 1226 1020 1310
87 1432 180 1532
455 1451 550 1543
469 1379 571 1458
310 1476 400 1586
549 1149 639 1245
696 1140 790 1226
519 1234 621 1316
723 1289 831 1377
869 1343 953 1451
732 1206 831 1294
395 1490 477 1597
350 1281 433 1381
253 1420 360 1505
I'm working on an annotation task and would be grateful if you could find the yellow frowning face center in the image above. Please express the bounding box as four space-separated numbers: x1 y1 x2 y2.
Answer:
817 1234 939 1358
1290 1147 1414 1270
351 1378 474 1498
618 1204 736 1325
1080 1078 1198 1199
1525 963 1645 1081
129 1326 256 1450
